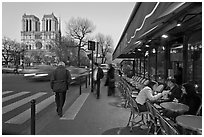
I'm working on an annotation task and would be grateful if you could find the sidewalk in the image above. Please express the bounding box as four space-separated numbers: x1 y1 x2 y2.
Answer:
37 78 148 135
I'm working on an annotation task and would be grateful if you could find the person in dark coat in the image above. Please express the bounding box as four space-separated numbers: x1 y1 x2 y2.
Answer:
166 77 182 102
106 64 115 96
50 61 71 117
162 78 183 120
179 83 201 115
174 67 183 86
93 62 104 99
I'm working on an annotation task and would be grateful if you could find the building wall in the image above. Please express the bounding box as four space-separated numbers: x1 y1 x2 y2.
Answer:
21 13 60 51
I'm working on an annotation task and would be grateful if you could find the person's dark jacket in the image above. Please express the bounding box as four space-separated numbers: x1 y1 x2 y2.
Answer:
179 84 201 115
96 67 104 81
167 84 182 101
106 67 115 88
50 66 71 92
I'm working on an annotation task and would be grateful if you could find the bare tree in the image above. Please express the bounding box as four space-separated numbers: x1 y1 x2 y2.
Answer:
2 37 24 66
65 17 95 66
95 33 114 64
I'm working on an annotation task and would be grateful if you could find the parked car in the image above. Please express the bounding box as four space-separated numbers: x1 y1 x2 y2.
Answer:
67 66 88 84
2 66 23 74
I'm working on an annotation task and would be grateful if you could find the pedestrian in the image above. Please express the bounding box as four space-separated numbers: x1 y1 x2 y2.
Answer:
105 64 115 96
50 61 71 117
174 67 183 86
14 64 19 74
93 62 104 99
118 68 123 77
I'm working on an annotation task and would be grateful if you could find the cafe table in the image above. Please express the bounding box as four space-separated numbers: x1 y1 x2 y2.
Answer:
176 115 202 134
160 102 189 114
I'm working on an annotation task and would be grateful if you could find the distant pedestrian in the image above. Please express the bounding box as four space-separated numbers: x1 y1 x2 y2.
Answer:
174 67 183 86
118 68 123 77
50 61 71 117
93 62 104 99
106 64 115 96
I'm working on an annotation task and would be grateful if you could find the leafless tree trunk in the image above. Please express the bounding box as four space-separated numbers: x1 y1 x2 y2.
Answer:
65 17 95 67
95 33 114 64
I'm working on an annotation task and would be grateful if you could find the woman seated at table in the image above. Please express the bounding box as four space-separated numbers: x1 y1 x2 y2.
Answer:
164 77 182 102
179 83 201 115
135 81 169 112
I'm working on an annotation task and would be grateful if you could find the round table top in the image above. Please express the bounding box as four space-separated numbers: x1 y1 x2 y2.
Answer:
176 115 202 132
160 102 189 113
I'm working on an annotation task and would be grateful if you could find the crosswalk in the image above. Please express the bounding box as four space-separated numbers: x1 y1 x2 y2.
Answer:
2 90 55 125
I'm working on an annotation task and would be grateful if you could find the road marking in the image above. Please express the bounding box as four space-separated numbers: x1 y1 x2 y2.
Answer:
2 91 30 103
60 93 89 120
2 92 47 114
2 91 14 95
5 95 55 124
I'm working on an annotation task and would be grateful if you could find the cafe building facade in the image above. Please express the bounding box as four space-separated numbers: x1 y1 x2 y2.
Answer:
113 2 202 93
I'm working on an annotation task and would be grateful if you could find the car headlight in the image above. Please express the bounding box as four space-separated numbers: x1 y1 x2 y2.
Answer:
24 73 36 77
35 74 48 77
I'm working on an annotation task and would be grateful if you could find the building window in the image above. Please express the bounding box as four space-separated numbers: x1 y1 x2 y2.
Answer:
46 20 48 31
26 20 28 32
49 20 51 31
35 21 38 31
29 20 32 31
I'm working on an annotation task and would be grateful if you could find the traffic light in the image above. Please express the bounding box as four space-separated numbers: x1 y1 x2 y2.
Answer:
88 41 95 50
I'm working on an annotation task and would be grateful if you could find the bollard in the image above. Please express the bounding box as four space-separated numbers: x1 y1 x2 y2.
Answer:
31 99 36 135
79 78 82 95
85 75 87 88
88 71 90 85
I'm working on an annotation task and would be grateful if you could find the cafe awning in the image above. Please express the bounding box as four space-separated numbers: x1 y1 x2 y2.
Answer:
112 2 199 60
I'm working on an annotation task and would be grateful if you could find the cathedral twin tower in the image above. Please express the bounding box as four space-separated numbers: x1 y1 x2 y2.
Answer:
21 13 61 51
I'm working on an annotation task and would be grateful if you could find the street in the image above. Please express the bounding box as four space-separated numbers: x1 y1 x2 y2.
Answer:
2 74 82 134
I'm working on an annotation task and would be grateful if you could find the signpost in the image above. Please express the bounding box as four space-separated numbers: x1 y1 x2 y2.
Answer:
88 41 95 92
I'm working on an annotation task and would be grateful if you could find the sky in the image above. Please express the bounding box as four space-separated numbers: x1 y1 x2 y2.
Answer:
2 1 135 49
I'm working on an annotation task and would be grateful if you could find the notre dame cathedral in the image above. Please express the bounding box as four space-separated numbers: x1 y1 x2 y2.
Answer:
21 13 61 52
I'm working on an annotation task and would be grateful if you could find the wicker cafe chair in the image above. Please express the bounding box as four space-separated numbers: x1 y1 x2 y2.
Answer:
196 104 202 116
127 96 151 132
146 100 161 135
157 112 179 135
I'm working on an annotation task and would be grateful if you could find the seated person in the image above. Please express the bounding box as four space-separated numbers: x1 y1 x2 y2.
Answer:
164 77 182 102
135 81 169 112
179 83 201 115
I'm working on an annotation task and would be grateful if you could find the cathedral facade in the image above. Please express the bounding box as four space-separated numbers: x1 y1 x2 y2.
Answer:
21 13 61 51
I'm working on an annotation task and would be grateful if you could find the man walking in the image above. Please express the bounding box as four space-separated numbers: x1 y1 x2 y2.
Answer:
93 63 104 99
50 61 71 117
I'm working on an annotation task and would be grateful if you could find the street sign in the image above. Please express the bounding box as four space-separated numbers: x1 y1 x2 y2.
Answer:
88 41 95 50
